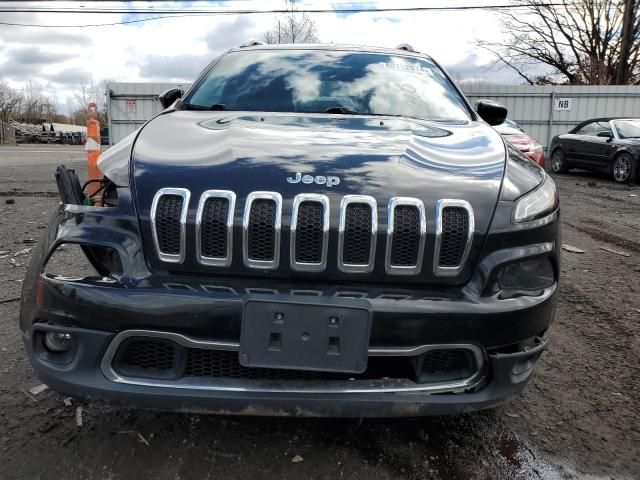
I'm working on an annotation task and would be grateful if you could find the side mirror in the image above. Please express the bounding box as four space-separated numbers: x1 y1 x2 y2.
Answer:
597 131 613 139
159 88 184 109
476 100 508 126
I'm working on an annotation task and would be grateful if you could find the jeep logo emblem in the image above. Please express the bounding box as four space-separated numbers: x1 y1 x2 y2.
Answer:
286 172 340 187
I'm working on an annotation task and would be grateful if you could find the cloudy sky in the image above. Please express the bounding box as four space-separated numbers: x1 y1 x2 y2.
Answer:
0 1 537 108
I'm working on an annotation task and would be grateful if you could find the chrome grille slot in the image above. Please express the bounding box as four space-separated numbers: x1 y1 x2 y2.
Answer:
386 198 426 275
338 195 377 273
291 194 329 272
151 188 190 263
196 190 236 267
440 208 468 266
243 192 282 269
434 199 474 276
150 187 475 277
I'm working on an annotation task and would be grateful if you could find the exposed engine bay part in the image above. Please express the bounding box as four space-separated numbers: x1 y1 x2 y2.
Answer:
54 165 84 205
54 165 118 208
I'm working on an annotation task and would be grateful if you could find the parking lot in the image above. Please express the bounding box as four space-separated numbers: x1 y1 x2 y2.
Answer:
0 145 638 480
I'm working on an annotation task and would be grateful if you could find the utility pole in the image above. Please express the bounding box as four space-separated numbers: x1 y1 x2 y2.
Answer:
616 0 636 85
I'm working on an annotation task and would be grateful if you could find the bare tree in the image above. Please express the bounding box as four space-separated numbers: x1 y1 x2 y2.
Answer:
478 0 640 85
21 80 56 123
71 79 108 125
0 79 23 122
264 0 319 44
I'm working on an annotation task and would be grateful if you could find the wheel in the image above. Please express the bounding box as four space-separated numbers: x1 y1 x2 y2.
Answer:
551 149 569 173
611 153 637 184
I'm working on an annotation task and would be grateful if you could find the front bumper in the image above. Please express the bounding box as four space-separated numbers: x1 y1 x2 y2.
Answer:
24 322 547 417
19 200 559 416
21 270 556 416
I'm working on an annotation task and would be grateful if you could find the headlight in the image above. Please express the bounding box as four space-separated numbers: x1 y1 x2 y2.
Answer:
512 176 558 223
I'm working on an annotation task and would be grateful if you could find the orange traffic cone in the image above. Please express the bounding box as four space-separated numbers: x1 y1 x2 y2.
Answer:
85 101 102 198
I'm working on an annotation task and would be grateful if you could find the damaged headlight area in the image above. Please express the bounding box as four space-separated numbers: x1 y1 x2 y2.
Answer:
512 176 558 223
55 165 119 208
44 243 123 281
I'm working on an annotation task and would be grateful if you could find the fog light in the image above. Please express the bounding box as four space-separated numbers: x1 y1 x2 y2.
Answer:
44 332 73 353
498 257 554 291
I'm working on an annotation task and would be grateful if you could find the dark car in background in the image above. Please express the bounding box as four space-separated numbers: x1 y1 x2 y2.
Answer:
495 119 545 168
21 43 559 417
549 118 640 183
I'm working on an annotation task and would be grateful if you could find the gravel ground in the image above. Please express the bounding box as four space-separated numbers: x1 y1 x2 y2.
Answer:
0 145 638 480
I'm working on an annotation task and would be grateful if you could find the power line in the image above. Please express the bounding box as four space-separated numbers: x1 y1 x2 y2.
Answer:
0 2 564 28
0 13 212 28
0 3 565 15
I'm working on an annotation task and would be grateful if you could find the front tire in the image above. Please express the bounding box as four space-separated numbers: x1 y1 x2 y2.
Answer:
611 153 636 184
551 149 569 174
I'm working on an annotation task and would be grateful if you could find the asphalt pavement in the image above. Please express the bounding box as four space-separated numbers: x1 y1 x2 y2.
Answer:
0 145 638 480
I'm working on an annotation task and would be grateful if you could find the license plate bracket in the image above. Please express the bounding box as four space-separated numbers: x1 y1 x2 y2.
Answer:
240 298 371 374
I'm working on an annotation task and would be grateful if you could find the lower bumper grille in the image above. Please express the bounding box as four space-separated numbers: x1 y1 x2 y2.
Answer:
106 331 484 392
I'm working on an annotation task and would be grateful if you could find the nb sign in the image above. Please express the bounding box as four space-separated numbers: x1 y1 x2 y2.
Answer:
554 98 572 111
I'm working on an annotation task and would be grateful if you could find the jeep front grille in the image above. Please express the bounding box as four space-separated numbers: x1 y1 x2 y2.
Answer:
385 198 426 275
151 189 475 277
338 196 377 273
150 188 190 263
196 190 236 267
243 192 282 269
433 199 475 276
291 194 330 271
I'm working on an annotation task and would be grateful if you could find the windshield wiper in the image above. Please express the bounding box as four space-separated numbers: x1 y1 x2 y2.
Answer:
323 106 406 118
181 103 234 111
324 106 361 115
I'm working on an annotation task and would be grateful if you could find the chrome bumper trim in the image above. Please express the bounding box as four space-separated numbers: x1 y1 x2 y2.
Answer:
100 330 486 395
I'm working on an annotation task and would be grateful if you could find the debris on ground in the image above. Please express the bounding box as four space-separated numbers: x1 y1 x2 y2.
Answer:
75 407 83 427
630 194 637 197
0 250 9 255
63 397 72 406
13 247 32 257
599 246 631 257
28 384 49 396
562 244 585 254
5 199 15 204
19 388 38 403
137 433 150 446
587 181 597 187
291 455 304 463
504 412 520 418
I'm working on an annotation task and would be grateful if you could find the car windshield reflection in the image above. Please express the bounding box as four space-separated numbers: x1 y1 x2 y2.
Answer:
614 119 640 139
183 49 471 122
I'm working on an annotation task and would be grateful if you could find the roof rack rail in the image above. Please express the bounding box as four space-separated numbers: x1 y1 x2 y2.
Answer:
396 43 417 53
239 39 265 48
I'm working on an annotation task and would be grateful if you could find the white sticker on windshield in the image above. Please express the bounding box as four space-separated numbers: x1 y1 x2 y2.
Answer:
382 62 433 76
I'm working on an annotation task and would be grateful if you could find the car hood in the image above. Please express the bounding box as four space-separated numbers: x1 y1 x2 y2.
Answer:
619 138 640 147
131 111 507 282
133 111 505 208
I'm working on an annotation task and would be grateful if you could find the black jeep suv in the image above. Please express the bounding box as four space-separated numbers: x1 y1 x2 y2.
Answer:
21 43 559 416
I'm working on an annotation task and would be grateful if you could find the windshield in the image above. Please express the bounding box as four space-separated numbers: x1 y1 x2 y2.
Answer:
182 49 471 122
503 118 520 130
614 120 640 139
